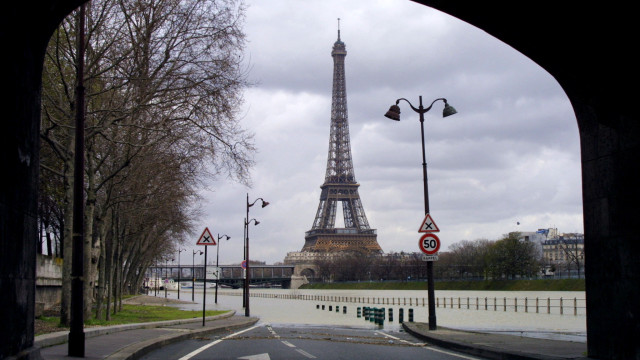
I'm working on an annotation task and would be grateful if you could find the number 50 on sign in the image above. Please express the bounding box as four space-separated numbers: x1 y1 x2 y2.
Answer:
419 233 440 255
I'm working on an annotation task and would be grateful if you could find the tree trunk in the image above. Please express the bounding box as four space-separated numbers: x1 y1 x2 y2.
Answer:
59 158 74 326
94 214 108 319
83 156 98 319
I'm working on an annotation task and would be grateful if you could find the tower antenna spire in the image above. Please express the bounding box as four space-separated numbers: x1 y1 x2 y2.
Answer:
337 17 341 40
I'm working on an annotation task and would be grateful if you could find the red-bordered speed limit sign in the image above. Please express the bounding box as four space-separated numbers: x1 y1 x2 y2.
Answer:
419 233 441 255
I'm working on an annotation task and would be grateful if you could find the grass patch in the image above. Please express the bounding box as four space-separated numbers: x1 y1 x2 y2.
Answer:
301 279 585 291
84 305 227 326
40 305 228 329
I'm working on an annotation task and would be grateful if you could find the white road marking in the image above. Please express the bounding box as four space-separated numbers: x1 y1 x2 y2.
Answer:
238 354 271 360
266 325 280 338
269 326 317 359
375 331 421 346
295 348 317 358
425 346 484 360
177 325 259 360
375 331 482 360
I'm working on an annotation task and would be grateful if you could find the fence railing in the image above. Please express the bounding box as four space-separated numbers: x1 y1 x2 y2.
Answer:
218 291 586 316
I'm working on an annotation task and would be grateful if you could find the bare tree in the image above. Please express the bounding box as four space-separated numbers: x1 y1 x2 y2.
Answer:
557 235 585 278
40 0 253 323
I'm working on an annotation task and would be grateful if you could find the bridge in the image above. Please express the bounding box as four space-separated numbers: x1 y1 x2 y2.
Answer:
145 264 313 289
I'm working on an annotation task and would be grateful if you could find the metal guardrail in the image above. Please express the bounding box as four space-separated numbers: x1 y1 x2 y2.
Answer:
245 292 586 316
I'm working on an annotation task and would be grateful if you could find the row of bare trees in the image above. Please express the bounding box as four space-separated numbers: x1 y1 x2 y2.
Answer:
313 232 543 282
37 0 253 325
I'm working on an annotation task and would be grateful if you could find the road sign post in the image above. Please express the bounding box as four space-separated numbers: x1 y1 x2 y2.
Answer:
417 213 440 330
196 227 216 326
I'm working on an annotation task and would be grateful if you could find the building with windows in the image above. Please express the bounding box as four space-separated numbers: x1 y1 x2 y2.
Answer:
540 230 585 277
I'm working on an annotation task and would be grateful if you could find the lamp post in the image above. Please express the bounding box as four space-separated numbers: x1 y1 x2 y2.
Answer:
215 234 230 304
245 194 269 317
192 250 203 302
154 258 158 296
385 95 457 330
165 258 173 298
177 248 186 299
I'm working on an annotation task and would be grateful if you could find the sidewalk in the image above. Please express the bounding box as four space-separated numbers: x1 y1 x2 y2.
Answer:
36 311 258 360
403 322 589 360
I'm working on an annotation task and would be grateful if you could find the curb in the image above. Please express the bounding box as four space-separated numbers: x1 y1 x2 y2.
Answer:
403 322 537 360
34 310 236 349
402 323 588 360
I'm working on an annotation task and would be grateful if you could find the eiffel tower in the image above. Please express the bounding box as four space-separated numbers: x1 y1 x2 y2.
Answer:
302 27 381 254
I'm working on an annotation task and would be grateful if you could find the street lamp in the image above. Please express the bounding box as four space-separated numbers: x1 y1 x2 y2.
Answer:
244 194 269 317
154 258 159 297
192 250 203 302
165 257 174 298
384 95 457 330
215 234 230 304
177 248 186 299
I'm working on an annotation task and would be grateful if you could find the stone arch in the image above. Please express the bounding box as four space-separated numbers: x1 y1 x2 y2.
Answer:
294 263 319 278
299 267 316 279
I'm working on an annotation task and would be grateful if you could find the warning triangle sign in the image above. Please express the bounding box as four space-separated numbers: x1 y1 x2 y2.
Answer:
196 227 216 245
418 213 440 233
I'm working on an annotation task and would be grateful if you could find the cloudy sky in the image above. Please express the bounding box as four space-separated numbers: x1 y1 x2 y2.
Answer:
182 0 583 266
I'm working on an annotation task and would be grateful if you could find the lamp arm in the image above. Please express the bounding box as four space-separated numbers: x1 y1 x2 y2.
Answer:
247 197 265 207
397 97 448 115
423 98 448 113
395 98 420 113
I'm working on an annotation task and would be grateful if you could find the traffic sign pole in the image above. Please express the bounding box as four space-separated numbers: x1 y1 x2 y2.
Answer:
202 245 207 326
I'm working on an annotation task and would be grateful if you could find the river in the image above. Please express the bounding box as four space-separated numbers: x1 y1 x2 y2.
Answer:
152 287 586 342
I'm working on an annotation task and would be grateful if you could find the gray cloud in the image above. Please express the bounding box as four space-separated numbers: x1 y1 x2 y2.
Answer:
184 0 583 265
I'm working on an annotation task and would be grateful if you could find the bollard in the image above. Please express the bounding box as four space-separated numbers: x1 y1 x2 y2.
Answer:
408 308 414 322
399 308 404 323
357 307 362 318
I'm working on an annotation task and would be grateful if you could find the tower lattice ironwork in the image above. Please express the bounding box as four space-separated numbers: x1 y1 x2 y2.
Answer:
303 28 381 254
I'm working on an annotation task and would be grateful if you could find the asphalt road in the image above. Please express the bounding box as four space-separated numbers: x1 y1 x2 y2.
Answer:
139 323 487 360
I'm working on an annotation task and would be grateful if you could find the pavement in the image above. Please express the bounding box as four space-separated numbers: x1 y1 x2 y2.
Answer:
36 311 259 360
403 322 588 360
34 311 588 360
